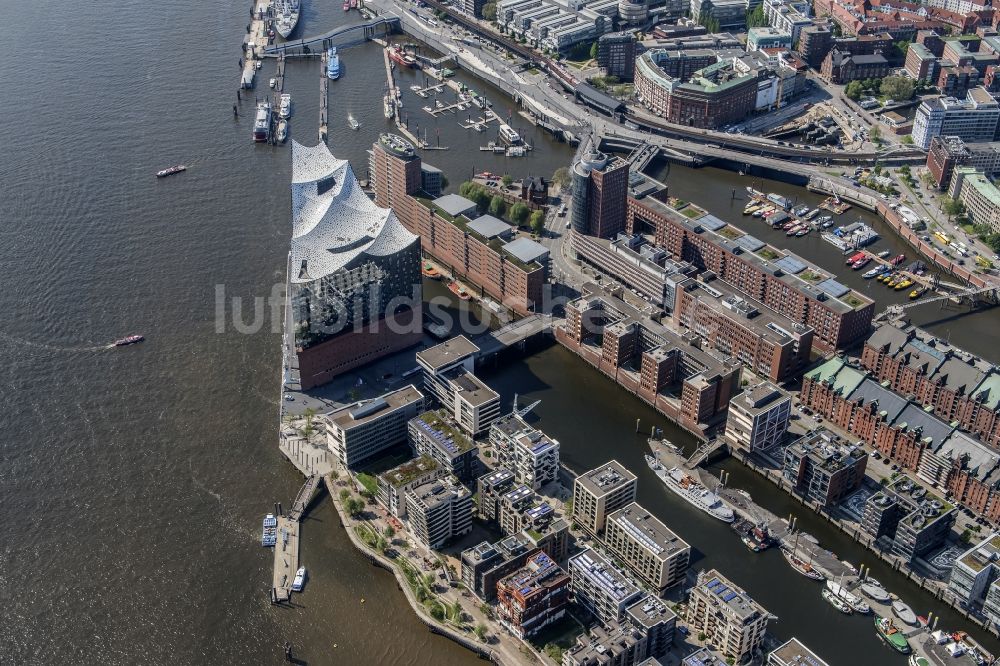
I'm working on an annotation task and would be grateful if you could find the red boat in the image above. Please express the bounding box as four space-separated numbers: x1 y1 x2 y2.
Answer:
846 251 865 265
114 335 144 347
448 282 471 300
342 1 349 9
891 254 906 266
853 257 871 269
350 0 358 7
388 46 417 68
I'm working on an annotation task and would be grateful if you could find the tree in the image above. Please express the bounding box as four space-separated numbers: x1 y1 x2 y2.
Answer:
589 41 599 60
474 623 488 641
482 1 497 20
383 525 396 539
429 602 446 621
530 210 546 235
501 174 513 187
489 195 507 218
746 4 767 28
880 75 915 101
942 195 966 219
339 489 350 501
510 202 530 226
844 80 864 100
552 167 571 189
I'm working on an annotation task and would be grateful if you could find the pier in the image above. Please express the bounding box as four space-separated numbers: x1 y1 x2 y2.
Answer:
240 0 272 89
270 474 322 604
261 17 400 56
319 51 329 142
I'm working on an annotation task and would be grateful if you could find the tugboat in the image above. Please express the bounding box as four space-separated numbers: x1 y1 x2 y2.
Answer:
114 334 144 347
156 165 187 178
875 616 912 654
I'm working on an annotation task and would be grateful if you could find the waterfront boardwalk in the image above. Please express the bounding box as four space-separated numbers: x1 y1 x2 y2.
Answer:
270 473 322 603
319 51 329 142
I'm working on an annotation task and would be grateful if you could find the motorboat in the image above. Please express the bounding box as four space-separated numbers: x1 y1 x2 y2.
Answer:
645 456 734 522
448 281 471 300
853 257 871 269
895 278 914 291
113 334 144 347
826 581 871 614
276 119 288 143
909 287 926 299
269 77 276 88
892 600 918 626
383 94 393 119
327 47 341 80
781 548 824 580
875 616 911 654
156 165 186 178
348 115 360 130
877 250 891 258
823 588 853 614
291 566 307 592
846 251 865 265
863 266 886 279
279 93 291 119
891 254 906 266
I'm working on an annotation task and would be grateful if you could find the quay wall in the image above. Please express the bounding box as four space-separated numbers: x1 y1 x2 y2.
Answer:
809 176 996 289
324 474 510 665
733 450 1000 641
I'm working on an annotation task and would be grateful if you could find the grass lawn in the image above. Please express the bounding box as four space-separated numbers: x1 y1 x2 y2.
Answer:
356 472 378 495
757 247 780 261
682 207 703 219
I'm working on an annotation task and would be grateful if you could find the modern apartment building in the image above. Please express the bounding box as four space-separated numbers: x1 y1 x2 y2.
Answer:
673 277 813 382
404 475 474 549
496 550 571 638
626 194 874 352
626 595 677 658
859 476 957 560
563 621 652 666
461 534 533 600
912 88 1000 149
289 141 422 389
635 53 759 129
688 569 770 664
408 410 480 483
416 336 501 437
927 135 1000 189
605 503 691 591
950 166 1000 233
376 455 444 518
477 467 517 523
568 548 643 623
724 381 792 454
768 638 829 666
572 460 638 535
949 533 1000 608
797 24 834 68
489 413 560 490
782 429 868 508
324 385 425 467
370 133 547 314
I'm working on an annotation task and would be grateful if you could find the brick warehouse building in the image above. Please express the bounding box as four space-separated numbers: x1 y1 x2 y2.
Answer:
370 133 547 314
626 195 874 353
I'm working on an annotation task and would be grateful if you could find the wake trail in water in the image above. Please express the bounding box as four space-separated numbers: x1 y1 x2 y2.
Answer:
0 331 116 353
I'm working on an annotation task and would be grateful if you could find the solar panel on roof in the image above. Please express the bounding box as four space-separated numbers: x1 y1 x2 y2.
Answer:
713 585 729 596
723 591 738 602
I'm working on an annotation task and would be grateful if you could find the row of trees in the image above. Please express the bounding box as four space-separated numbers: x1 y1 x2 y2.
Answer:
457 180 546 234
844 76 915 102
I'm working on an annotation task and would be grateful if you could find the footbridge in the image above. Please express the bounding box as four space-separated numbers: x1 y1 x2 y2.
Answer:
875 285 999 323
262 17 400 56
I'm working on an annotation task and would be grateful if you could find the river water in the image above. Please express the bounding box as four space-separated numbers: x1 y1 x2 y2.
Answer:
4 1 999 664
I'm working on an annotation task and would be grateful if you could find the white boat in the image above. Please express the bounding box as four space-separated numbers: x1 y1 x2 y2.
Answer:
826 581 871 614
274 0 301 38
269 77 276 89
327 47 340 80
892 600 918 626
252 99 272 143
861 582 890 602
823 588 853 614
645 456 734 522
383 94 393 119
291 566 306 592
276 119 288 143
348 115 360 130
909 656 930 666
278 93 291 119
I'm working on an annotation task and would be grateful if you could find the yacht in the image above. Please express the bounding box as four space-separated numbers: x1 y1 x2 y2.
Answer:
348 115 360 130
253 99 272 142
327 47 341 80
383 94 393 119
276 119 288 143
291 566 307 592
278 93 291 119
826 581 871 614
113 334 144 347
274 0 300 38
645 456 734 522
